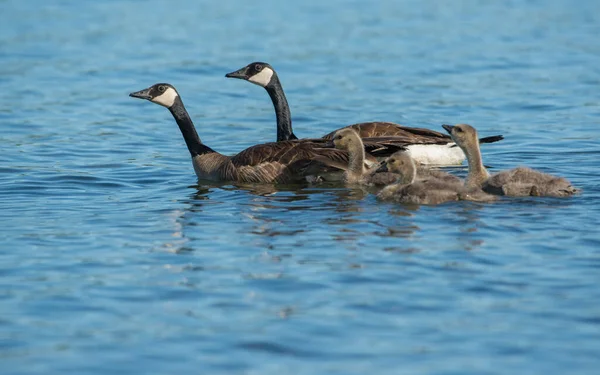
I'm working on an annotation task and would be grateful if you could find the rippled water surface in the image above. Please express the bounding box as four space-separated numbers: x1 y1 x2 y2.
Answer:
2 0 600 373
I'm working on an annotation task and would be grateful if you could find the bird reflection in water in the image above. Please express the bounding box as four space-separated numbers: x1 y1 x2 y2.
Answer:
157 179 492 256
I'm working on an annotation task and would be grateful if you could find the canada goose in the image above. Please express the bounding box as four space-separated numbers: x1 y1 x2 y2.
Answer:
129 83 349 183
225 61 504 165
443 124 580 197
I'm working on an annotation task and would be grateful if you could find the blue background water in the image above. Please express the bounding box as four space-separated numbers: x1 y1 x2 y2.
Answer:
1 0 599 373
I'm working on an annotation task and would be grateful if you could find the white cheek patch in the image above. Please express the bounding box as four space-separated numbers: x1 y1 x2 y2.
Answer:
152 87 179 108
248 67 274 87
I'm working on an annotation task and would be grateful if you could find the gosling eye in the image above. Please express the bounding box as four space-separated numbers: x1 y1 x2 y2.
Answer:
335 135 342 140
455 127 463 133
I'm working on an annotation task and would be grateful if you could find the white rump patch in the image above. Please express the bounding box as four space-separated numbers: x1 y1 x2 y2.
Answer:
248 67 274 87
406 144 466 166
152 87 179 108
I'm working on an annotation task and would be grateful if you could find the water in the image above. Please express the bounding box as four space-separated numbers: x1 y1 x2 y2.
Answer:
1 0 599 373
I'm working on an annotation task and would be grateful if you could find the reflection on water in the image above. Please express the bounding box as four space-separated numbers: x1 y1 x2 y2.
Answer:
161 177 590 260
163 180 502 258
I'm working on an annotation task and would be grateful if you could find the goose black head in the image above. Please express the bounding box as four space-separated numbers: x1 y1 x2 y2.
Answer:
442 124 479 148
225 62 275 88
129 83 179 108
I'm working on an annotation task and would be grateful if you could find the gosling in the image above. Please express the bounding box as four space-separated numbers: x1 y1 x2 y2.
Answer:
443 124 580 197
377 151 495 205
331 128 396 184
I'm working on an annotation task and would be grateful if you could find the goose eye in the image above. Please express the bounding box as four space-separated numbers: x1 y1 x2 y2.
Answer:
158 85 166 92
255 64 263 71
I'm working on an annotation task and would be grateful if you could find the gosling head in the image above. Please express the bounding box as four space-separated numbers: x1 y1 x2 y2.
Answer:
377 151 416 184
129 83 179 108
442 123 479 150
332 128 362 151
225 62 276 88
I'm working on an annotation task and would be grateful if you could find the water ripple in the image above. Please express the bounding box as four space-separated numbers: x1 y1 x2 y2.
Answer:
1 0 600 374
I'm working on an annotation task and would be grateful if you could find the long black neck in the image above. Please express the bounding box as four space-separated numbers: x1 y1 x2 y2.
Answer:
265 75 297 141
168 97 214 157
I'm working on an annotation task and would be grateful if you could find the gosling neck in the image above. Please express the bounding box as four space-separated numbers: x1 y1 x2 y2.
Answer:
265 74 297 141
169 97 214 157
347 140 366 177
461 139 490 188
398 161 416 184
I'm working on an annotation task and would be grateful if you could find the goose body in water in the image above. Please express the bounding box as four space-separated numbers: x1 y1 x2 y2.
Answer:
225 61 504 165
443 124 580 197
129 83 351 184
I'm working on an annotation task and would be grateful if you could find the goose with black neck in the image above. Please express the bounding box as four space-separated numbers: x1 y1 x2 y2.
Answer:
129 83 350 183
225 61 504 165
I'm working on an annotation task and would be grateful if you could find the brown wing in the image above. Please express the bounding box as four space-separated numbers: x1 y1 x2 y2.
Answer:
234 162 293 184
322 122 452 142
230 140 345 166
229 140 350 183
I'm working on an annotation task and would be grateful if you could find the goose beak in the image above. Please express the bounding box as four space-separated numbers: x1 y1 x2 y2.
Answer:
129 88 152 100
442 124 454 134
376 161 389 173
225 67 249 80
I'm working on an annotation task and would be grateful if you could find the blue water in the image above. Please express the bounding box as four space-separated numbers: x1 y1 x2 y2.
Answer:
2 0 600 373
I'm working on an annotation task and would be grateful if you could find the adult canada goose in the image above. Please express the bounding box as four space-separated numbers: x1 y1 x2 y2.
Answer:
225 61 504 165
443 124 580 197
129 83 350 183
376 150 495 204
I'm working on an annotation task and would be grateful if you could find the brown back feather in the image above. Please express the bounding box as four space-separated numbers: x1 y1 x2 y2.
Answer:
194 141 350 184
322 122 451 141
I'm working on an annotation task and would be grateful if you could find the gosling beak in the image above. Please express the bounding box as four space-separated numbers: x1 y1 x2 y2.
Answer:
376 161 389 173
129 88 152 100
442 124 454 134
225 66 249 80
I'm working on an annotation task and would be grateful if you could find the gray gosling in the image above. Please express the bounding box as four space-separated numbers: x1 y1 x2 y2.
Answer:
332 128 403 185
443 124 580 197
378 151 463 185
376 151 495 205
331 129 462 186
